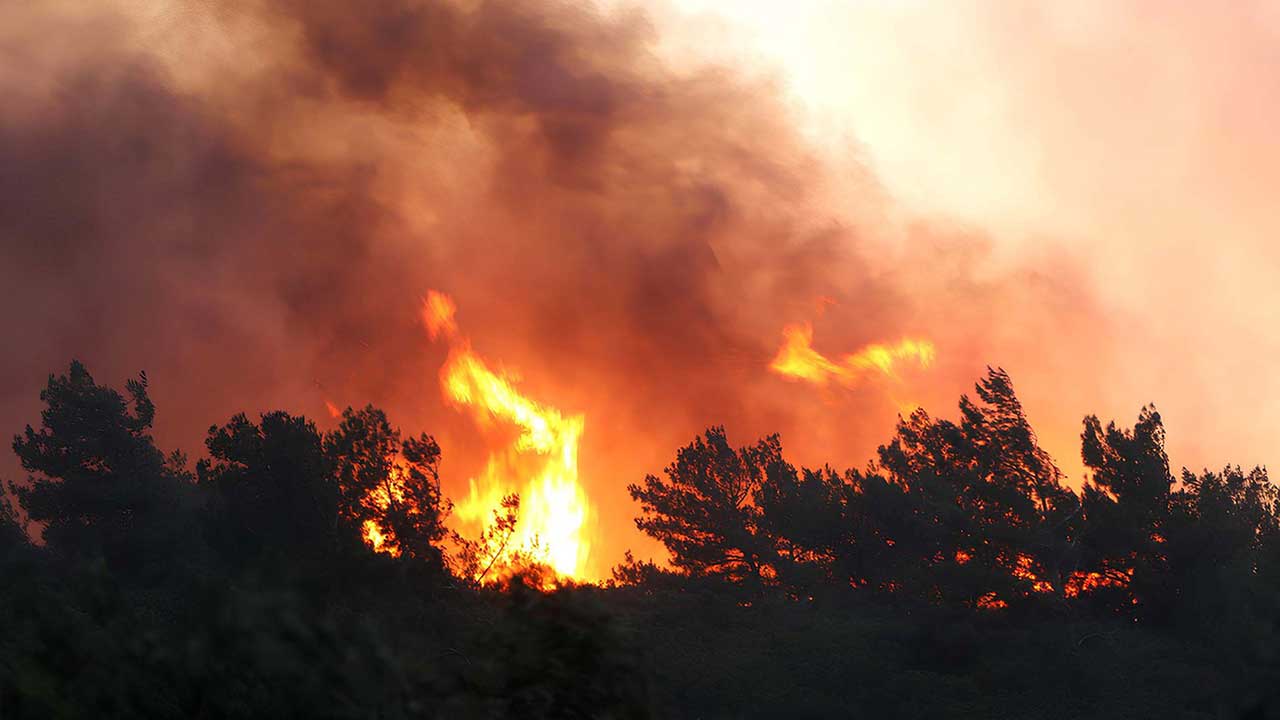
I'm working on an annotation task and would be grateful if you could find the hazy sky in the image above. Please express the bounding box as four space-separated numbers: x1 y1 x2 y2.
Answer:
663 0 1280 476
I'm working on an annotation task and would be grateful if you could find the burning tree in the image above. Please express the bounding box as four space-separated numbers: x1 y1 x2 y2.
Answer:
325 406 451 565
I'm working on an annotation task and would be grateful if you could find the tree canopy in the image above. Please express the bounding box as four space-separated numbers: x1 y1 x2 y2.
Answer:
4 360 1280 718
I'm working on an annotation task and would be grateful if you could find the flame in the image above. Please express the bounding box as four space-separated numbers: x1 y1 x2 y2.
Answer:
423 291 593 581
770 322 935 387
423 291 458 340
362 519 394 555
360 464 408 557
963 552 1133 604
1012 553 1055 594
325 400 341 419
1063 568 1133 598
977 592 1008 610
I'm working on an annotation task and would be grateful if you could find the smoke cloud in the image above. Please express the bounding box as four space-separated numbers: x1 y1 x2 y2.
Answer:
0 0 1106 574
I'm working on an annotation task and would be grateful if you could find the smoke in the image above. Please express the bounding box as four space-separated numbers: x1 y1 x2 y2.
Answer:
686 0 1280 477
0 0 1104 573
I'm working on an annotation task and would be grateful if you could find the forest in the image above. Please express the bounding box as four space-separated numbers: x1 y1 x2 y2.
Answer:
2 360 1278 719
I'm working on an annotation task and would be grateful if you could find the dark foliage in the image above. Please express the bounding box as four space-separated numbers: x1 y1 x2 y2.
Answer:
325 405 451 566
11 361 194 578
3 361 1280 718
198 411 344 568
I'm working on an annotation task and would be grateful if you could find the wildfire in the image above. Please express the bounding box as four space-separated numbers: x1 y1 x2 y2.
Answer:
362 520 393 555
1063 568 1134 598
423 290 593 581
1012 553 1055 594
360 465 407 557
770 322 935 387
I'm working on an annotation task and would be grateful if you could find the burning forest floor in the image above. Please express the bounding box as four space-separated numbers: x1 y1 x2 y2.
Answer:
1 361 1279 719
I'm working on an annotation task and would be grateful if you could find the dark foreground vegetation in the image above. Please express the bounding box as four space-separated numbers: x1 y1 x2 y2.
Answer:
2 361 1279 718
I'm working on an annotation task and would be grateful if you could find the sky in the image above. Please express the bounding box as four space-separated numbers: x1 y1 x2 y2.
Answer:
2 0 1279 578
662 0 1280 475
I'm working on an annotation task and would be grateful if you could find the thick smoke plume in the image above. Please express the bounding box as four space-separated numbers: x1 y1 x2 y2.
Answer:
0 0 1104 573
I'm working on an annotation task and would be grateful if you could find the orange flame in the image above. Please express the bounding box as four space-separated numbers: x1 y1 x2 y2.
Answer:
362 519 393 555
360 464 408 557
770 322 935 387
1012 553 1055 594
423 291 593 581
1063 568 1133 598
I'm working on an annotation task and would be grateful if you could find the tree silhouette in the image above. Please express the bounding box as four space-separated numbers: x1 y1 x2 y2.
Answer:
871 368 1077 607
0 484 23 553
755 464 848 593
628 427 786 586
1078 406 1174 616
324 405 451 566
12 361 190 573
5 358 1280 717
198 411 343 567
1165 466 1279 631
449 492 530 586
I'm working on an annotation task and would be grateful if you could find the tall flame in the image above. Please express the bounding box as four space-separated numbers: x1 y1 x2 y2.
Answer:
770 322 935 387
423 290 593 581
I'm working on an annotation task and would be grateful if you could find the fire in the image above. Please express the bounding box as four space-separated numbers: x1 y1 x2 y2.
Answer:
423 291 593 581
362 520 393 555
360 463 408 557
1063 568 1133 598
1012 553 1055 594
977 592 1008 610
770 322 935 387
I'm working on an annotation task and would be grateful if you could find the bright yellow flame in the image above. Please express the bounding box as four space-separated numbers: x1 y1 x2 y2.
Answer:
361 466 407 557
1012 553 1054 594
424 291 593 581
770 322 935 387
362 519 395 556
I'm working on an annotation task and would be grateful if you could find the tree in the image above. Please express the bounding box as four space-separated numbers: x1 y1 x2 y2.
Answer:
0 482 25 553
1163 466 1279 633
837 459 950 598
755 464 848 593
198 411 342 566
1077 406 1173 616
12 361 189 571
870 368 1077 607
957 368 1080 599
446 493 568 588
628 427 788 586
324 406 451 566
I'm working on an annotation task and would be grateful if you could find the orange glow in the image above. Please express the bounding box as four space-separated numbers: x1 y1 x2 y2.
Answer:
1063 568 1133 599
361 464 408 557
977 591 1008 610
423 291 458 340
362 519 394 555
1012 553 1055 594
325 400 341 419
770 322 935 388
423 291 594 582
